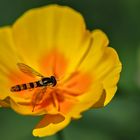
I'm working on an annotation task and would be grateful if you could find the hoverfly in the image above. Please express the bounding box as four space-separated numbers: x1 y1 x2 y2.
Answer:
10 63 57 111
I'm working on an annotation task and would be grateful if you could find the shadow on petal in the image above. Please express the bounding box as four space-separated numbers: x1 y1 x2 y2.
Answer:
35 114 65 129
92 89 106 108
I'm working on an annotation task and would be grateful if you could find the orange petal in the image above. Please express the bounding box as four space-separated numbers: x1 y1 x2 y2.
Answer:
33 114 70 137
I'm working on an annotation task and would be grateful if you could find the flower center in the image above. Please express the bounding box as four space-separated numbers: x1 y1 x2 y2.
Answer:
8 50 92 114
30 86 72 112
32 71 92 113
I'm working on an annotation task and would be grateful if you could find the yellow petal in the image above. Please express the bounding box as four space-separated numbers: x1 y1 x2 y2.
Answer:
0 26 20 99
9 97 48 115
33 114 70 137
77 30 121 107
78 29 109 73
67 80 104 118
12 4 89 76
95 47 122 106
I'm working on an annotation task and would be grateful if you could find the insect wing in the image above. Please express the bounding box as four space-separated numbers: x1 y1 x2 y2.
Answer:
17 63 44 78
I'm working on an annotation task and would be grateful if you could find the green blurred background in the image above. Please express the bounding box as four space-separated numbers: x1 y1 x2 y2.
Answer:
0 0 140 140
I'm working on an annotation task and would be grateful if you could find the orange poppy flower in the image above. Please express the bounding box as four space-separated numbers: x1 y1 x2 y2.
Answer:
0 5 122 137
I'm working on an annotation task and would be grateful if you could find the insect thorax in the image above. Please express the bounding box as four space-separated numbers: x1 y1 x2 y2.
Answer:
41 76 57 86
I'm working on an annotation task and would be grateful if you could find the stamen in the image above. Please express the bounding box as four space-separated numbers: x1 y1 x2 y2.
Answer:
52 91 60 111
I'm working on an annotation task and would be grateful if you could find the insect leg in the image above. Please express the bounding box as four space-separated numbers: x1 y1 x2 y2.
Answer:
32 87 47 112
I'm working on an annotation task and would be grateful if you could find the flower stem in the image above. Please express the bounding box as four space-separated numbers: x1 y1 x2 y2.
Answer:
56 131 64 140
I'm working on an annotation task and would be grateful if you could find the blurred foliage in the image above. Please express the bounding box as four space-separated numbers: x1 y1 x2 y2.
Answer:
0 0 140 140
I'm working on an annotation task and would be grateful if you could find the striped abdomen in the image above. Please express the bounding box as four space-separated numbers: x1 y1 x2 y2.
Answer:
10 81 42 92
